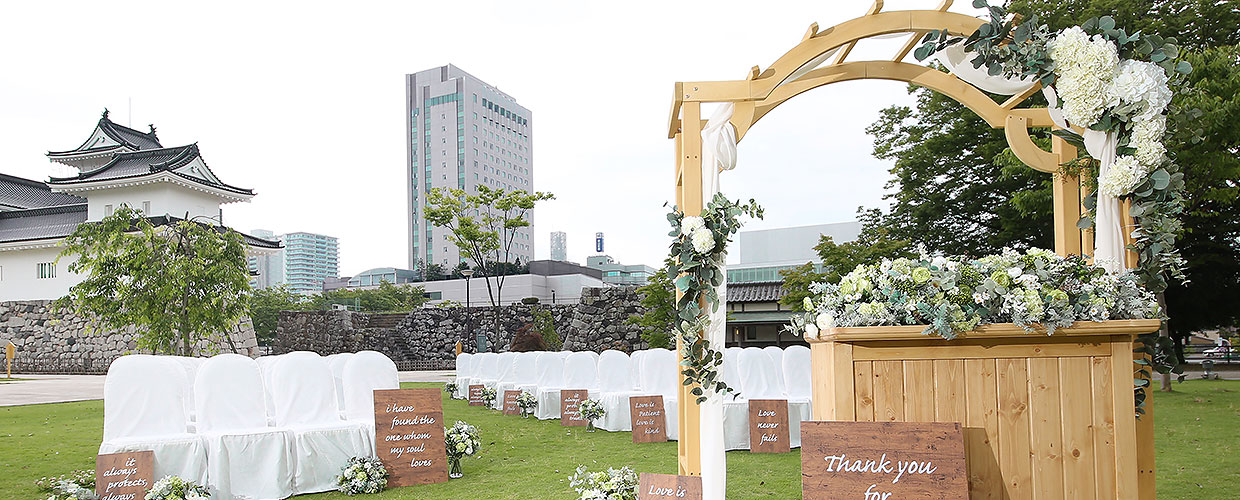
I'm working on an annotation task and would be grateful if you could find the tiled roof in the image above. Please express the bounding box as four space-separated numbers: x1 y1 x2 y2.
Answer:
0 173 85 210
0 204 87 243
727 281 787 303
97 116 162 151
48 144 255 196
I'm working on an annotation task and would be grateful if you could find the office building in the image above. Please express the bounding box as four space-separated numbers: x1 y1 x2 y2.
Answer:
550 231 567 262
727 221 861 283
406 64 534 270
248 230 339 295
585 255 656 286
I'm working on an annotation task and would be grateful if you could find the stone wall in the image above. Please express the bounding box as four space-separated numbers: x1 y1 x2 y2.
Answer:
0 300 260 373
275 286 648 368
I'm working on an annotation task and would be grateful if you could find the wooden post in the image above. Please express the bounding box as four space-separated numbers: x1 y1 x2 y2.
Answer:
5 341 14 379
675 102 704 476
1051 135 1082 257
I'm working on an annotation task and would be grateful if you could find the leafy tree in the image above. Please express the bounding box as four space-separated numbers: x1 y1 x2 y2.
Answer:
305 280 429 312
55 207 251 355
628 258 676 349
532 307 561 350
779 221 916 310
423 263 447 281
248 285 306 346
425 185 554 336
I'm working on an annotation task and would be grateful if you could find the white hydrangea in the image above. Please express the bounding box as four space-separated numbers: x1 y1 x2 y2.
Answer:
1107 60 1172 121
681 216 705 235
815 313 835 330
1131 116 1167 168
1099 155 1146 197
1049 26 1120 127
690 227 715 253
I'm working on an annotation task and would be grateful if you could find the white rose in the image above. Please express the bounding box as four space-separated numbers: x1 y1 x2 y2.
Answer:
691 227 716 253
815 313 835 330
1007 267 1023 278
804 323 820 339
681 216 705 236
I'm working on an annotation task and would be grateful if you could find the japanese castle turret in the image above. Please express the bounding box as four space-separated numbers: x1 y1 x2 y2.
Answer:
0 110 279 301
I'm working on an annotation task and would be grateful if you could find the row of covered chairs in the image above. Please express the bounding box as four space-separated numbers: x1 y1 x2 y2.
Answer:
99 351 397 499
452 345 812 449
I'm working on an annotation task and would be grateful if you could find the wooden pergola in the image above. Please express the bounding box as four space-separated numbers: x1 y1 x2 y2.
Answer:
668 1 1152 497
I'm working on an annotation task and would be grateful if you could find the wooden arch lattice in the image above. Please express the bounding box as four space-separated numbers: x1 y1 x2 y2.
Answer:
667 1 1151 493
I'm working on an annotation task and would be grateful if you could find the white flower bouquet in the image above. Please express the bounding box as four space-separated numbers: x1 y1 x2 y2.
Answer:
515 390 538 417
144 476 210 500
578 399 606 432
445 420 481 478
444 382 458 395
335 456 388 495
479 387 498 408
569 465 639 500
37 470 96 500
793 248 1160 340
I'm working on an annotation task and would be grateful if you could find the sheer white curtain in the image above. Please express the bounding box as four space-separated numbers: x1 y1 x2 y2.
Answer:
99 355 207 485
195 354 296 500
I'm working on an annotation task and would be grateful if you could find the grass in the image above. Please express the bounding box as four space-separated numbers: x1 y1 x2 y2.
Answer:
0 381 1235 499
1 377 34 383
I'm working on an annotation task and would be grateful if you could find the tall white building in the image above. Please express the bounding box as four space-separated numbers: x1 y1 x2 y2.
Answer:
248 230 339 295
406 64 535 271
0 110 279 301
550 231 567 262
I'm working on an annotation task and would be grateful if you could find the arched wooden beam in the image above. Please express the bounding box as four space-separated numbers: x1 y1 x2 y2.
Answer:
1005 114 1060 173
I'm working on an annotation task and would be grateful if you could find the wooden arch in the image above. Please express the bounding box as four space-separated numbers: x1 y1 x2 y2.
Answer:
666 0 1149 488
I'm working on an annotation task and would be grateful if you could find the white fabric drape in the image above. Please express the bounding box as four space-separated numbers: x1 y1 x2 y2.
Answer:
697 103 735 499
1042 87 1127 273
937 46 1038 95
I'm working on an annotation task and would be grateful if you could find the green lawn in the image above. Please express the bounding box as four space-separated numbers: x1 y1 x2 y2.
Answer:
1 380 1235 499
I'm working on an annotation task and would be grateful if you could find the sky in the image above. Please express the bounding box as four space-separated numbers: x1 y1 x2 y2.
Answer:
0 0 989 276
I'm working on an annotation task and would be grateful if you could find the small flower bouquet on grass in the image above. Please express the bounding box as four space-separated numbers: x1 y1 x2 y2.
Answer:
445 420 481 478
479 387 498 408
444 382 458 395
516 390 538 418
336 456 388 495
36 470 96 500
145 476 210 500
578 399 605 432
569 465 639 500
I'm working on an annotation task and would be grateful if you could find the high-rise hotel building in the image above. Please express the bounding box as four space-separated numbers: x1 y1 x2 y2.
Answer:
406 65 535 270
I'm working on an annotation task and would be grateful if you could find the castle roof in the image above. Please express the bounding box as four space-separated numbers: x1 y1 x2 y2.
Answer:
48 144 255 198
0 173 85 210
47 110 162 159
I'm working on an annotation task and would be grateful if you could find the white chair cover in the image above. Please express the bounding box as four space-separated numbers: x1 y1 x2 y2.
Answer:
327 353 355 414
538 352 596 420
171 357 204 426
468 352 500 389
453 353 474 399
483 352 518 393
496 352 539 408
722 348 755 451
557 351 572 359
271 351 370 495
591 350 638 432
255 354 284 423
783 346 812 403
342 351 400 457
99 355 207 485
195 354 296 500
736 348 810 449
637 348 679 440
763 346 786 389
531 352 566 419
630 350 649 392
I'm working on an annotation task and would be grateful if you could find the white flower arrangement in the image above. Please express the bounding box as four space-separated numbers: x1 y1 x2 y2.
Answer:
568 465 639 500
445 420 481 459
479 387 498 408
1048 26 1119 127
790 248 1160 340
335 456 388 495
444 382 458 395
145 476 210 500
37 471 96 500
515 390 538 417
578 399 606 423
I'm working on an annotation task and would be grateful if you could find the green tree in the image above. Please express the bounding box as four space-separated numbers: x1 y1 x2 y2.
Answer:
628 258 676 349
779 221 916 311
247 285 306 346
306 280 429 312
55 207 251 355
532 307 561 350
425 185 554 335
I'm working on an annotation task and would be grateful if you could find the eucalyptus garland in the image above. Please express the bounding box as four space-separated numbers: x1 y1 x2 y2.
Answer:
665 193 763 404
914 0 1191 414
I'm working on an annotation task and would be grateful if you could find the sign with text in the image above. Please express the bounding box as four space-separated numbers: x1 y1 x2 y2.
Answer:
95 450 153 500
374 388 448 487
800 421 967 500
629 395 667 443
503 390 521 415
468 384 485 406
638 473 703 500
748 399 790 453
560 389 588 426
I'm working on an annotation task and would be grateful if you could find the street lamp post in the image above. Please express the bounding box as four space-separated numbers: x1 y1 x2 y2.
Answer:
462 269 475 351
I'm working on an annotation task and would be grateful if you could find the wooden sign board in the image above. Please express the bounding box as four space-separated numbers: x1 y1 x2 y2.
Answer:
467 384 485 406
638 473 703 500
748 399 790 453
373 388 448 487
503 390 521 415
96 450 153 500
560 389 588 426
4 341 13 360
800 421 968 500
629 395 667 443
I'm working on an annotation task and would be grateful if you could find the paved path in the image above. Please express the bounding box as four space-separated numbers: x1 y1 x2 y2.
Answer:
0 371 457 407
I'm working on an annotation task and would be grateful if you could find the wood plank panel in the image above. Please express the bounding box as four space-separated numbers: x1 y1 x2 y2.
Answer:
934 359 966 423
852 340 1110 361
964 358 1004 500
810 342 836 420
1028 358 1065 500
904 360 937 422
1110 342 1139 500
814 320 1160 342
1091 356 1117 499
854 361 875 422
1058 357 1097 499
872 360 905 422
997 359 1033 500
